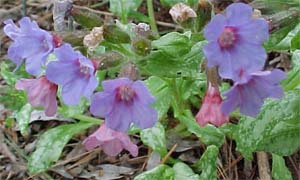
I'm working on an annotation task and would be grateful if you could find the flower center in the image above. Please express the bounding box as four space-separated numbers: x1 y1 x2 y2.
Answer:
79 65 90 76
116 85 136 102
218 27 237 49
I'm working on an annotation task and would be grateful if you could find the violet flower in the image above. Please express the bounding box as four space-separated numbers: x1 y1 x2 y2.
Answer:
3 17 54 76
83 123 138 157
196 83 229 127
15 76 58 116
221 69 286 117
203 3 269 80
90 78 157 132
46 43 98 105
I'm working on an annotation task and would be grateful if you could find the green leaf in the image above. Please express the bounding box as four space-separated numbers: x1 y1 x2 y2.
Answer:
59 98 89 118
271 154 293 180
282 50 300 91
142 41 205 77
234 89 300 159
291 32 300 50
173 162 199 180
71 7 102 29
178 110 224 147
140 122 167 156
15 103 33 136
28 122 95 174
109 0 142 21
160 0 197 7
145 76 172 119
275 23 300 50
134 164 174 180
193 145 219 180
152 32 191 57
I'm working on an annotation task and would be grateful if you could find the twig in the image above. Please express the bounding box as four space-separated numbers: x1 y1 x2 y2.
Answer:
72 5 181 29
257 152 271 180
160 143 177 164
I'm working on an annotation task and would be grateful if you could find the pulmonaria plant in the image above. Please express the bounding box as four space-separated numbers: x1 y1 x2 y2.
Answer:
46 43 98 105
196 83 229 127
83 123 138 157
15 76 58 116
202 2 286 117
3 17 55 76
90 78 157 132
203 3 269 80
221 69 286 116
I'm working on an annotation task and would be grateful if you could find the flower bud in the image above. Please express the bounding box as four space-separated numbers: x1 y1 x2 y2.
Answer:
83 26 104 50
103 24 131 43
169 3 197 23
196 83 229 127
131 37 151 56
119 62 139 81
92 51 124 70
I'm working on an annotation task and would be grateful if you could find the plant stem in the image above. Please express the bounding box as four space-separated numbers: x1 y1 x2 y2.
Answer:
146 0 159 37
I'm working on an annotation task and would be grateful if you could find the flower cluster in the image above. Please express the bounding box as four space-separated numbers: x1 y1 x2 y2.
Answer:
4 17 157 157
203 3 286 119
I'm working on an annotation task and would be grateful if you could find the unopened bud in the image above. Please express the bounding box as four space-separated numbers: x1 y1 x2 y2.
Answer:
133 23 151 36
119 62 139 81
92 51 124 70
103 24 131 44
131 37 151 56
83 26 104 50
169 3 197 23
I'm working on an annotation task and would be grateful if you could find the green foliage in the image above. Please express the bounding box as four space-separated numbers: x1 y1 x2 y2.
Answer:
152 32 191 57
145 76 173 118
140 122 167 156
271 154 293 180
160 0 198 7
173 162 199 180
234 89 300 160
109 0 143 22
134 164 175 180
178 110 224 147
15 103 33 136
71 7 102 29
142 40 205 78
28 122 95 174
59 98 89 118
282 50 300 91
193 145 219 180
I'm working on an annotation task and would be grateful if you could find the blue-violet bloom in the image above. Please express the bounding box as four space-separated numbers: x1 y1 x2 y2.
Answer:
203 3 269 80
4 17 54 76
15 76 58 116
221 69 286 117
83 123 138 157
90 78 157 132
46 43 98 105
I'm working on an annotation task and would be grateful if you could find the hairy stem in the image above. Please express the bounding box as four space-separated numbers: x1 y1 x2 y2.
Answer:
146 0 159 37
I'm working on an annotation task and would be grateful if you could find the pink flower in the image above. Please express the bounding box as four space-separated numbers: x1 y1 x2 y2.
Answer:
15 76 58 116
196 83 229 127
83 123 138 157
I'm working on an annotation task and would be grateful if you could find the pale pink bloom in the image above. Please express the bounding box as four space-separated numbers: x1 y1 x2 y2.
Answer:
196 83 229 127
15 76 58 116
83 123 138 157
169 3 197 23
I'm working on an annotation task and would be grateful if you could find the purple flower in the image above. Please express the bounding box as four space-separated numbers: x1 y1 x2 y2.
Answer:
46 43 98 105
3 17 54 76
221 69 286 117
15 76 58 116
83 123 138 157
196 83 229 127
203 3 269 80
90 78 157 132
